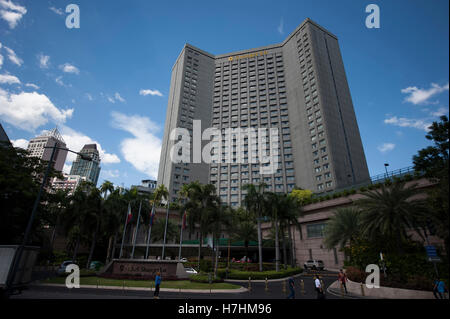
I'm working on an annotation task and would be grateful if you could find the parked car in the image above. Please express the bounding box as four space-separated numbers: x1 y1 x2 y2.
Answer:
184 267 198 274
303 260 324 270
57 260 76 275
89 261 104 271
179 258 188 262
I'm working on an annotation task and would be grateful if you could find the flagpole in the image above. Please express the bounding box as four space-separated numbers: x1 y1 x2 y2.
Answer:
131 200 142 259
161 203 170 260
119 202 130 259
178 214 184 261
145 202 155 259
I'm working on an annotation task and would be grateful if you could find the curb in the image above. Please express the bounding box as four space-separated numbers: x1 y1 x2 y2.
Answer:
32 283 248 294
224 273 304 283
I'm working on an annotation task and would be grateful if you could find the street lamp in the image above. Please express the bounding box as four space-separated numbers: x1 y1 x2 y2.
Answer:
384 163 389 179
6 143 92 294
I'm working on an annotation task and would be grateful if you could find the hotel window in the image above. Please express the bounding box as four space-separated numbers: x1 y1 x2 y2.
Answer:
307 223 326 238
326 181 333 188
324 172 331 179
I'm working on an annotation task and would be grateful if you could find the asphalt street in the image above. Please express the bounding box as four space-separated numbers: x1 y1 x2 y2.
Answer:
11 273 341 299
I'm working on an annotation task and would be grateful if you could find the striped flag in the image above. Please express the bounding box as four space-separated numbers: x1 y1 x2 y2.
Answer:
182 211 187 230
126 203 133 224
150 206 156 226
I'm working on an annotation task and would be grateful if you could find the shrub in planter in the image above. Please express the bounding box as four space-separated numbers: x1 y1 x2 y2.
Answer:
199 259 213 273
224 267 302 280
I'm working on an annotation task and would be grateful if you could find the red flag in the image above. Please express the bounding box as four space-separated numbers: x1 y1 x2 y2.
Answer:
126 203 132 224
182 211 187 230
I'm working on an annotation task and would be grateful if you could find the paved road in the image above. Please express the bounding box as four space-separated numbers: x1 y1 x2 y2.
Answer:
11 274 341 299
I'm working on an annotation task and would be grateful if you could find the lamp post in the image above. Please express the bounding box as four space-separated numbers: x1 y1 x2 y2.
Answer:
6 143 92 294
384 163 389 179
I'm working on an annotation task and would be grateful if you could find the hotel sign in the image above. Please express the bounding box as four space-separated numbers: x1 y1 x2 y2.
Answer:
228 50 268 61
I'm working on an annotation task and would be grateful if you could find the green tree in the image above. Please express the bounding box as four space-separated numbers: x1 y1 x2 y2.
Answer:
0 142 61 245
241 183 267 272
356 182 427 254
230 207 257 266
324 207 361 250
413 115 449 256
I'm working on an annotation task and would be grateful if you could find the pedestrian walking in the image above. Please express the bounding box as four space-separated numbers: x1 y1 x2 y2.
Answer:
287 277 295 299
433 278 447 299
314 276 325 299
154 271 162 299
338 269 348 294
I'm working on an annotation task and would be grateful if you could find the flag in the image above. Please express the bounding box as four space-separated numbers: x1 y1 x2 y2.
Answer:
150 206 156 226
126 203 132 224
182 211 187 230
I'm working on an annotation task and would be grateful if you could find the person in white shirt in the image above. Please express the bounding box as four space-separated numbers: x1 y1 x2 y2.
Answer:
314 276 324 299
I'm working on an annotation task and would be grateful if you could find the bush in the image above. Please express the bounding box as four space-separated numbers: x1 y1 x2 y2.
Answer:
199 259 212 273
218 267 303 280
189 273 223 283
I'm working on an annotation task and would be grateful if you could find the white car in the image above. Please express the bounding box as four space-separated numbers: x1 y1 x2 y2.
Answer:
303 260 324 270
184 267 198 274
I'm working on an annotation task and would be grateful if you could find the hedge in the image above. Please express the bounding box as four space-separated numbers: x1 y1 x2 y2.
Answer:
216 267 303 280
189 273 224 283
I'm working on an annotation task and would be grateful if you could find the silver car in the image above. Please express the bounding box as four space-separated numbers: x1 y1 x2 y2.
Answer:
303 260 324 270
184 267 198 274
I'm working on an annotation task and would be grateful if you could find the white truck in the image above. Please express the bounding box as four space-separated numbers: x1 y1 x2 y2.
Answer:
0 245 40 298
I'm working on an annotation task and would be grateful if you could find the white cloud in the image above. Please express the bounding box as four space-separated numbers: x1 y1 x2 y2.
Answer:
139 89 163 97
0 73 20 84
49 6 63 15
277 17 284 35
430 107 448 117
384 116 432 131
111 111 161 179
63 163 71 174
0 0 27 29
59 125 121 165
38 53 50 69
11 138 28 149
114 92 125 102
107 96 115 104
401 82 449 105
55 76 70 87
377 143 395 153
59 63 79 74
85 93 93 101
3 45 22 66
0 89 73 131
25 83 39 89
0 53 3 69
102 169 120 178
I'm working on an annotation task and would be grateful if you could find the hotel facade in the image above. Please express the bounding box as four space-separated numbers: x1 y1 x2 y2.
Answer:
157 18 370 206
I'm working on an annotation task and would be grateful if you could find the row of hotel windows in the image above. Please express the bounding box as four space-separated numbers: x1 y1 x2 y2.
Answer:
297 33 333 191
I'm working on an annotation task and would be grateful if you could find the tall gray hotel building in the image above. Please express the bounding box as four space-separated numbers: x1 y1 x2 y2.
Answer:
158 18 370 206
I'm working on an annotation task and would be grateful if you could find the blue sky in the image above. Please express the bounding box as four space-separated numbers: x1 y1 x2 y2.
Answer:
0 0 448 188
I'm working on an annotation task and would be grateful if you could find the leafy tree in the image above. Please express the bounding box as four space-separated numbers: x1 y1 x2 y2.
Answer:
289 188 313 206
0 142 61 245
413 115 449 256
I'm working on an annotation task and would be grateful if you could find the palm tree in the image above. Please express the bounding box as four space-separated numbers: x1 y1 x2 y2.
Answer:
231 207 257 270
103 187 127 261
151 218 179 244
85 186 102 268
265 192 282 272
323 207 361 251
356 181 427 254
63 181 97 262
242 183 267 272
47 189 70 253
181 181 220 270
209 203 233 277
